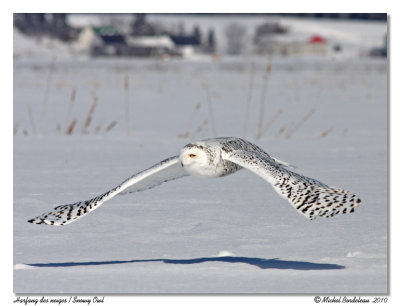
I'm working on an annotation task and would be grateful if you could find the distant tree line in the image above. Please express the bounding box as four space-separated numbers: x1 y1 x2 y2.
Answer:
13 13 80 41
273 13 387 21
159 13 387 21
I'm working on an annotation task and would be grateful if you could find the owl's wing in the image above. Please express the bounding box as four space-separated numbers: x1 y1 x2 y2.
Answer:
223 150 361 220
28 156 188 226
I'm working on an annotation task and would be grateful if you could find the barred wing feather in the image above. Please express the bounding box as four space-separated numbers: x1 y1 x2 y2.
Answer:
223 150 361 220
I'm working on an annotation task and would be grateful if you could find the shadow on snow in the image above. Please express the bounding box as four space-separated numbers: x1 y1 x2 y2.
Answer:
27 256 345 270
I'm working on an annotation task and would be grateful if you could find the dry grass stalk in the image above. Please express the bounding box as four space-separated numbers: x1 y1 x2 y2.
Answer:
14 123 19 136
124 75 131 136
285 108 316 139
192 119 209 139
262 108 283 136
177 132 190 139
27 104 37 135
66 119 77 135
256 63 272 139
65 88 77 128
188 103 202 138
179 102 202 139
39 56 56 135
202 82 217 137
320 127 334 138
243 63 256 138
82 93 98 134
105 120 117 133
94 123 103 134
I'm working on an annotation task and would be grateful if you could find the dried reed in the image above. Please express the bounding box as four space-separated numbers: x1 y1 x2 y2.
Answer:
82 93 98 134
27 104 37 135
320 127 334 138
202 82 217 137
285 108 316 139
66 119 77 135
179 102 202 139
14 123 19 136
64 88 77 129
278 126 286 136
39 56 56 135
94 123 103 134
192 119 209 139
243 63 255 138
105 120 117 133
262 108 283 136
256 63 272 139
124 75 131 136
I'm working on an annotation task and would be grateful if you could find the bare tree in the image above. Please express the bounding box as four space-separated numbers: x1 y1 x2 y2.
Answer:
225 23 246 55
207 28 216 53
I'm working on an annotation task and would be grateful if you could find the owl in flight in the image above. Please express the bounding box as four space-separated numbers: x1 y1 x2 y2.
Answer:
28 137 361 226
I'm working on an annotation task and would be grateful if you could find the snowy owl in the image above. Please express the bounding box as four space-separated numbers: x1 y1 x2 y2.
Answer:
28 137 361 226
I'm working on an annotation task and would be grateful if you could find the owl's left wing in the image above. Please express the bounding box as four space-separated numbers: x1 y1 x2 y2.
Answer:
28 156 188 226
223 150 361 220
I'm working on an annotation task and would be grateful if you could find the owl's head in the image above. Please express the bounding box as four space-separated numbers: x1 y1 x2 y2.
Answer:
180 143 218 178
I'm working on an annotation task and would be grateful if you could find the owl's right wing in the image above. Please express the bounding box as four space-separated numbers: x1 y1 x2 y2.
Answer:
27 156 188 226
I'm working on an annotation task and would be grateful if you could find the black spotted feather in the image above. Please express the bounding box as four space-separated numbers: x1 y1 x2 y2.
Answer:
223 148 361 220
28 156 187 225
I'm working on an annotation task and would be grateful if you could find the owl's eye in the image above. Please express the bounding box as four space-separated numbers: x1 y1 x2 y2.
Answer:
189 154 196 158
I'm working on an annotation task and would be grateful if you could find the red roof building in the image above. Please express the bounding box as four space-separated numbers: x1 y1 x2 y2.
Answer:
308 35 327 44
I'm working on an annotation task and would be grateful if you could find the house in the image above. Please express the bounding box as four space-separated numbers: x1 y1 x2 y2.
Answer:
169 35 201 57
90 26 129 56
369 34 387 57
90 26 179 57
125 35 177 56
305 35 327 54
254 33 327 56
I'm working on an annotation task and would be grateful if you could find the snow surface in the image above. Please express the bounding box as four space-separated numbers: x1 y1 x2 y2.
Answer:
13 16 387 294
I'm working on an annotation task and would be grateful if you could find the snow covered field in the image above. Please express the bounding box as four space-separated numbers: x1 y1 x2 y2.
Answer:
13 16 388 294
